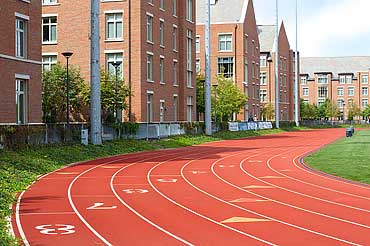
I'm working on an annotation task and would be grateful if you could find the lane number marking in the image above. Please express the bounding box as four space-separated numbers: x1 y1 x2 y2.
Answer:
157 179 178 183
189 171 207 174
122 189 149 194
35 224 75 235
87 203 117 210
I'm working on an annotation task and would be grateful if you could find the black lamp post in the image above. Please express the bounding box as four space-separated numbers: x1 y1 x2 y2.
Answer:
342 100 346 122
112 61 122 122
62 52 73 129
212 84 218 126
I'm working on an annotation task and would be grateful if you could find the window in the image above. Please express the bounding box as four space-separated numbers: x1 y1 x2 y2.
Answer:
317 74 328 84
16 18 27 58
196 36 200 53
362 75 368 84
147 53 153 81
303 87 309 96
173 61 178 85
260 89 267 102
160 100 165 122
146 14 153 42
147 0 153 4
42 16 57 43
147 93 153 122
303 99 309 104
337 99 344 108
337 87 344 96
218 57 234 78
186 0 193 22
362 87 368 96
260 72 267 85
106 53 123 76
318 86 328 98
244 35 248 54
160 0 164 9
252 40 255 57
301 76 307 85
173 26 177 51
187 96 193 122
42 0 57 5
362 99 369 108
106 13 122 40
173 0 177 16
218 34 232 51
260 55 267 67
196 59 200 74
244 57 248 84
42 55 57 71
339 75 345 84
16 79 27 124
159 20 164 46
318 98 325 107
173 96 178 121
160 57 164 84
348 87 354 96
346 75 352 84
187 29 193 87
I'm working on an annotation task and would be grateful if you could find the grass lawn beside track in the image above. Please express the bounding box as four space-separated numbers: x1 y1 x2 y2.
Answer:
305 129 370 185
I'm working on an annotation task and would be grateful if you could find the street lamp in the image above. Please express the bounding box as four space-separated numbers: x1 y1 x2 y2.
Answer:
212 84 218 128
62 51 73 130
342 100 346 122
112 61 122 122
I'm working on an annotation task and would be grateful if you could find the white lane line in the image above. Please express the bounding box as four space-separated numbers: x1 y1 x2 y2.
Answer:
15 190 30 246
148 150 278 246
20 212 75 216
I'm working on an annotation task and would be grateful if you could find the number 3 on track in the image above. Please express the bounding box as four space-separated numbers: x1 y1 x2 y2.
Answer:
35 224 75 235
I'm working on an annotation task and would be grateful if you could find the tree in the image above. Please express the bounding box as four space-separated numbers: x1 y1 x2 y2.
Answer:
213 75 248 122
261 103 274 121
42 63 87 123
318 99 339 120
196 74 205 121
300 100 319 120
347 103 361 121
81 69 130 123
362 105 370 121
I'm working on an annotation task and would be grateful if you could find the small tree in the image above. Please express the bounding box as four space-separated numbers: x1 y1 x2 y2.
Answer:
318 99 339 120
347 103 361 121
213 75 248 122
300 100 320 120
42 63 87 123
362 105 370 121
261 103 274 121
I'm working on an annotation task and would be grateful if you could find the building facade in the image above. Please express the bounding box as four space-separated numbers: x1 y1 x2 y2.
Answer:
258 23 297 121
300 56 370 120
42 0 196 122
196 0 261 121
0 0 42 124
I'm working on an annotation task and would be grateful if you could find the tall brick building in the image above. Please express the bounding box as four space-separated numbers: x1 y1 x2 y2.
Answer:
196 0 261 121
300 56 370 120
0 0 42 124
42 0 196 122
258 23 297 121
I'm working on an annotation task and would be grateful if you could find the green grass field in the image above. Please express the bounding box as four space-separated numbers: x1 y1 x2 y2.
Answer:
305 130 370 185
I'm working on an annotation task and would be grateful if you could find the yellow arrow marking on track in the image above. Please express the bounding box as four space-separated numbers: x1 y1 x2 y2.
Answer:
244 185 274 189
230 198 269 203
221 217 271 223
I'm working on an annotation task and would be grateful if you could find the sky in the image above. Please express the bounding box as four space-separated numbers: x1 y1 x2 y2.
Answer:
253 0 370 58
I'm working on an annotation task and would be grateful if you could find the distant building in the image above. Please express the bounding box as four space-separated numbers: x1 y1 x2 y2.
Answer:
300 56 370 120
42 0 196 122
0 0 42 124
258 23 298 121
196 0 261 121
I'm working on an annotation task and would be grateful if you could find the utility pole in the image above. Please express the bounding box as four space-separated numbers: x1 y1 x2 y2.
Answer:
204 0 212 135
90 0 102 145
275 0 280 128
294 0 299 127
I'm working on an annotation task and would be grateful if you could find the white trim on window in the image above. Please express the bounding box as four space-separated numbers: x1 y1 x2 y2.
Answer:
15 73 30 80
104 49 124 54
104 10 124 14
15 12 30 20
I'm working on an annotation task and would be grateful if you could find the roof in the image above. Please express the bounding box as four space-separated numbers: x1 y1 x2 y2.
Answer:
196 0 249 24
257 25 276 52
300 57 370 78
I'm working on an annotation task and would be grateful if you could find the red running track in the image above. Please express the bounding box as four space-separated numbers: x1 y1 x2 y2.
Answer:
11 129 370 245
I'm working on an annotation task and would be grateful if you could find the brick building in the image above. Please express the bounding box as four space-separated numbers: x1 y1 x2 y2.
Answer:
196 0 261 121
42 0 196 122
300 56 370 120
258 23 297 121
0 0 42 124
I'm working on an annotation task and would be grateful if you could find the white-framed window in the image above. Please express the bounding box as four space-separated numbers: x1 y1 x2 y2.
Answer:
160 56 164 84
160 0 164 10
260 89 267 102
42 55 57 71
147 53 153 81
252 40 255 57
187 96 193 122
187 29 193 87
218 34 232 51
16 79 27 124
147 93 153 122
348 87 354 96
301 76 307 85
146 14 153 42
195 36 200 53
16 18 27 58
173 60 178 86
196 59 200 74
172 0 177 16
318 86 328 98
317 74 328 84
303 99 309 104
42 0 58 5
318 98 326 107
260 55 267 67
42 16 57 44
362 87 368 96
362 75 368 84
346 75 353 84
173 95 178 121
244 35 248 54
106 13 123 40
218 57 234 78
173 26 177 51
337 99 344 108
186 0 193 22
106 52 123 76
339 75 345 84
159 20 164 46
362 99 369 108
260 72 267 85
147 0 153 4
337 87 344 96
303 87 309 96
159 100 165 122
244 57 248 84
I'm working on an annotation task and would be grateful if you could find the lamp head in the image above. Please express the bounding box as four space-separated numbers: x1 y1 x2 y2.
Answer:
62 52 73 59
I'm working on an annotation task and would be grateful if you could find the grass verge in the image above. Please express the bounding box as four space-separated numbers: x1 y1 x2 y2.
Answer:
304 130 370 185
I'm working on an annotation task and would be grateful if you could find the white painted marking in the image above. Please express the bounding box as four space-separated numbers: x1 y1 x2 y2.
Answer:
157 178 178 183
16 190 30 246
35 224 75 235
189 171 207 174
248 160 262 163
218 165 235 168
86 203 117 210
21 212 75 216
122 189 149 194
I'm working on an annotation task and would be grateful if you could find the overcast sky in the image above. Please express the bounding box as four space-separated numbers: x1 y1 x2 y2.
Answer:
253 0 370 58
